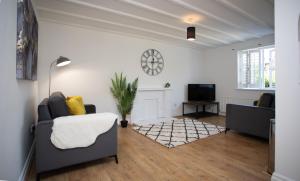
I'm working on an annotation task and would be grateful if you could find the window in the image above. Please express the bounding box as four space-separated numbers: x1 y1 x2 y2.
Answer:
238 45 276 89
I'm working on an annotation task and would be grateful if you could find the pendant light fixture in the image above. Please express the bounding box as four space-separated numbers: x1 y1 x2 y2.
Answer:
187 26 196 41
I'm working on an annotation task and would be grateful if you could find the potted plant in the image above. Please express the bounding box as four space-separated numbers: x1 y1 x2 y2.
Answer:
110 73 138 128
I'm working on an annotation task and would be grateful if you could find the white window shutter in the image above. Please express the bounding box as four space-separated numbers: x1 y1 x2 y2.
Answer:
237 45 275 89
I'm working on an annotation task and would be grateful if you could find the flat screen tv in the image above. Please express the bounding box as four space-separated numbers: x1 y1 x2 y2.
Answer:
188 84 215 101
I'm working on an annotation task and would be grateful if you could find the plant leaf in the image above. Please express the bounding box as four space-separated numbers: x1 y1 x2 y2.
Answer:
110 73 139 119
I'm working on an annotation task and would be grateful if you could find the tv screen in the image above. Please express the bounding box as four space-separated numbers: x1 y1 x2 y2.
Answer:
188 84 215 101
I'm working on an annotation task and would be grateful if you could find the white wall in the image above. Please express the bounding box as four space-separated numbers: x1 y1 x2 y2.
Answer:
203 35 275 114
273 0 300 180
37 21 205 117
0 0 37 180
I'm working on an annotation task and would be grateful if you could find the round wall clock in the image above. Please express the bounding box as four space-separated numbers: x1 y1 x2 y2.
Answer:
141 49 164 76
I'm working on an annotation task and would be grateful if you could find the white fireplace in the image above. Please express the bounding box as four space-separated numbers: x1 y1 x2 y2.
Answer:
131 88 172 125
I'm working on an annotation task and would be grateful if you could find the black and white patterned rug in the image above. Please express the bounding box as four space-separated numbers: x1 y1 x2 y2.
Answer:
132 118 225 148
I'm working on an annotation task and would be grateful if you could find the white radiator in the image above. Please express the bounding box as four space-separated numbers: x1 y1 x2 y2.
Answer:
195 97 257 116
218 97 256 115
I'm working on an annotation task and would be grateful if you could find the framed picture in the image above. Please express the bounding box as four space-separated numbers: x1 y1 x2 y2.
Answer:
16 0 38 80
298 15 300 84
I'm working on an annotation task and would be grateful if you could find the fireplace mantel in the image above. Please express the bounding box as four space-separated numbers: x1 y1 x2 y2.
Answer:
138 87 172 91
131 87 172 124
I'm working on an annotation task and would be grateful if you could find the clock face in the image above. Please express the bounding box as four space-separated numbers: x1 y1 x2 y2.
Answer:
141 49 164 76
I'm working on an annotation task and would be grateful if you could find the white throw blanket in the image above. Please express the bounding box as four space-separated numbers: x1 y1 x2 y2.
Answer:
50 112 118 149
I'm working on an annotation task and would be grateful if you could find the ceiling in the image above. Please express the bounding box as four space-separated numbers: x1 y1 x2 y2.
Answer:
35 0 274 49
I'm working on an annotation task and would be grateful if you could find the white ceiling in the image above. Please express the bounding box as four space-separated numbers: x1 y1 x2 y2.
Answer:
35 0 274 49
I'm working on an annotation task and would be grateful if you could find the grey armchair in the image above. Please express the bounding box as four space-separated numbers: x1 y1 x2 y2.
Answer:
225 93 275 139
36 92 118 180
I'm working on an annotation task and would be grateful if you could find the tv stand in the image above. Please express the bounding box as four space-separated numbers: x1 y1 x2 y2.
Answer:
182 101 219 118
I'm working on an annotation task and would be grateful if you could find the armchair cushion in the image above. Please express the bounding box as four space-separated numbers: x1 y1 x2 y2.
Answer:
48 92 70 119
271 97 275 109
257 93 274 108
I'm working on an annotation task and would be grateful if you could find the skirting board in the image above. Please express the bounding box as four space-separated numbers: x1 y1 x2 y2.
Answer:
272 172 295 181
18 139 35 181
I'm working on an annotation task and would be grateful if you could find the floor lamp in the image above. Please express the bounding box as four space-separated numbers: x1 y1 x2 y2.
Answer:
49 56 71 97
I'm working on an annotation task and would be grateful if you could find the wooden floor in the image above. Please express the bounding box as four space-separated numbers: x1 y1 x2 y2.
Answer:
27 116 270 181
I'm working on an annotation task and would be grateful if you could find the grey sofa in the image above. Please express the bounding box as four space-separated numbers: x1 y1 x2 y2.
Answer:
36 92 118 180
226 93 275 139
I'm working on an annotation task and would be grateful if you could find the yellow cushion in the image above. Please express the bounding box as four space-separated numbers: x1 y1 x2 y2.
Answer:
66 96 86 115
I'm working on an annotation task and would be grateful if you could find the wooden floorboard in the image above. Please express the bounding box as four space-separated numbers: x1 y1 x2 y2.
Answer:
27 116 270 181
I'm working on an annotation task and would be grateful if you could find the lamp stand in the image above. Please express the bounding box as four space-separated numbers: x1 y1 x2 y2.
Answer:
48 60 57 97
48 56 71 97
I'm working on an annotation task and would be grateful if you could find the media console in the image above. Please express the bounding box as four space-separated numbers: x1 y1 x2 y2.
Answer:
182 101 219 118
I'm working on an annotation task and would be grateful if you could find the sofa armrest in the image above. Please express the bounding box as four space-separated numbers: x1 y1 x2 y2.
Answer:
35 120 54 173
35 120 53 140
85 104 96 114
226 104 275 139
35 120 53 149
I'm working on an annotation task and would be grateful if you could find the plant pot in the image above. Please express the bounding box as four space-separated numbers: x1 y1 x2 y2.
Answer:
120 120 128 128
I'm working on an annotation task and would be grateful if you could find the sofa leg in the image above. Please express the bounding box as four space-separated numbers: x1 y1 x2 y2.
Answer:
225 128 230 134
114 155 118 164
36 173 41 181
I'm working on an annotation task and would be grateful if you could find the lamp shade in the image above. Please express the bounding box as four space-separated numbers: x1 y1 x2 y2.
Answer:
56 56 71 67
187 27 196 41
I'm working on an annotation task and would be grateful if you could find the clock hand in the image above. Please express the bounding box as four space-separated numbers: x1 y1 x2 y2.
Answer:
151 57 155 64
151 59 154 68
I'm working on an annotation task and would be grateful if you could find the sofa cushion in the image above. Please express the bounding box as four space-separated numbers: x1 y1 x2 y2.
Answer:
85 104 96 114
271 97 275 109
66 96 86 115
38 98 52 122
258 93 274 108
48 92 70 119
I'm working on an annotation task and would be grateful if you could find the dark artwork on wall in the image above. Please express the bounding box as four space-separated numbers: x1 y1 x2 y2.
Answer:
298 15 300 83
16 0 38 80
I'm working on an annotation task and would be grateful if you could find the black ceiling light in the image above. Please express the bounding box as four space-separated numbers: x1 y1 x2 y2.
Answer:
187 26 196 41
